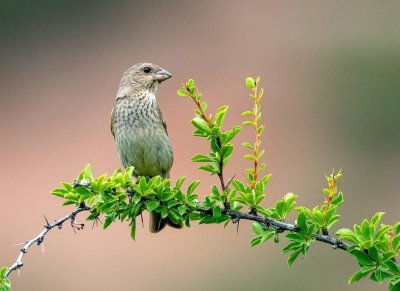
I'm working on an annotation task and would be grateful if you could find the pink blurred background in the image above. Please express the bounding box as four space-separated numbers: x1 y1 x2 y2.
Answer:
1 1 399 290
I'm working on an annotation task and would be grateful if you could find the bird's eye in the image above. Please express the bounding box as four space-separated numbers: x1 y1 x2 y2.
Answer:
143 67 152 73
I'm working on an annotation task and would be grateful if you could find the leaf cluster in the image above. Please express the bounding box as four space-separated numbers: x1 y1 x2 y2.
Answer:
178 79 240 179
51 165 200 240
296 170 344 234
0 267 10 291
337 213 400 289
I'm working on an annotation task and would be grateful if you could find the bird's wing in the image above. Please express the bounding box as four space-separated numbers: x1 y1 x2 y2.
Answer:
110 106 116 138
158 107 169 136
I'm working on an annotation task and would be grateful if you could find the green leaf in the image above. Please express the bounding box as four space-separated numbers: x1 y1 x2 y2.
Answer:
336 228 358 244
82 163 93 180
191 154 212 162
286 233 306 242
51 188 66 198
242 142 253 150
103 214 115 229
244 154 255 161
200 102 207 112
393 234 400 251
215 105 228 127
282 241 302 253
297 212 307 232
198 164 217 174
360 265 376 273
192 117 211 134
139 178 147 194
348 270 368 284
361 219 372 239
260 230 275 243
61 182 73 191
169 208 183 223
221 144 234 159
0 267 7 278
175 177 186 189
368 247 379 262
250 237 261 247
177 89 189 96
187 180 200 196
212 206 221 219
74 186 92 197
371 212 385 230
221 126 241 144
178 205 187 215
159 191 175 202
287 249 301 266
146 200 160 212
350 250 373 266
246 77 255 89
252 222 265 235
187 79 194 87
241 111 253 116
161 207 169 219
331 192 344 206
133 193 141 204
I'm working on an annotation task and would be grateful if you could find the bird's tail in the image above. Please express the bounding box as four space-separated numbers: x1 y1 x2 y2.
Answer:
149 212 167 233
149 212 183 233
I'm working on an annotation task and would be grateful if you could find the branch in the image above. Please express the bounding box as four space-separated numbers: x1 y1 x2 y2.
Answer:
195 205 349 251
221 208 350 251
4 205 90 278
5 196 350 281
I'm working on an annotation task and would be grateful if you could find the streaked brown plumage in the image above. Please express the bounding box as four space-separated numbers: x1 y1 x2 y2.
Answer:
111 63 177 233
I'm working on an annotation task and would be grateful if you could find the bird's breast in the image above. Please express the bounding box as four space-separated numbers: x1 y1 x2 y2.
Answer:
112 97 173 177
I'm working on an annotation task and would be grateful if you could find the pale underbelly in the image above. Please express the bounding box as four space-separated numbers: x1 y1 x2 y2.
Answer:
115 127 173 177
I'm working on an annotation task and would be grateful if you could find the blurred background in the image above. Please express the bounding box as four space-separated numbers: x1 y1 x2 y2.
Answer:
1 1 399 290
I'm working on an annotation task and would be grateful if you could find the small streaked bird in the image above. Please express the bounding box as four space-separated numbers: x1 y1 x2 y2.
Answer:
111 63 179 233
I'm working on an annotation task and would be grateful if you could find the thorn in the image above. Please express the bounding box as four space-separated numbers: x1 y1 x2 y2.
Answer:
236 219 240 234
226 174 237 188
14 242 25 246
71 222 84 233
37 236 44 245
92 217 102 230
140 213 144 228
231 216 240 224
44 215 50 229
41 243 45 253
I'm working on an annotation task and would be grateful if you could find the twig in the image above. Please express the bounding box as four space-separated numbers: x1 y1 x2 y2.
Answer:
222 208 349 251
196 205 349 251
5 205 90 278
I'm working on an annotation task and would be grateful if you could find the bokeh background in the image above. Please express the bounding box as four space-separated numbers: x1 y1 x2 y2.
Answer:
1 1 399 290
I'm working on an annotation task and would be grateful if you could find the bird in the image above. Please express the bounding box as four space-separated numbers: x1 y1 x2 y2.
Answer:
110 62 179 233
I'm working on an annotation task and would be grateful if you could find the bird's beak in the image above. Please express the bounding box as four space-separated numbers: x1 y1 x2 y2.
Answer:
155 68 172 82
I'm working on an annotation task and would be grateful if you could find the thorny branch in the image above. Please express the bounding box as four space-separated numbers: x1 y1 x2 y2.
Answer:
4 198 350 280
221 208 350 251
5 205 90 278
194 204 349 251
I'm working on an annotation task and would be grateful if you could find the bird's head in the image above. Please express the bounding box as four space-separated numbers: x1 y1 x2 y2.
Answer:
117 63 172 98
